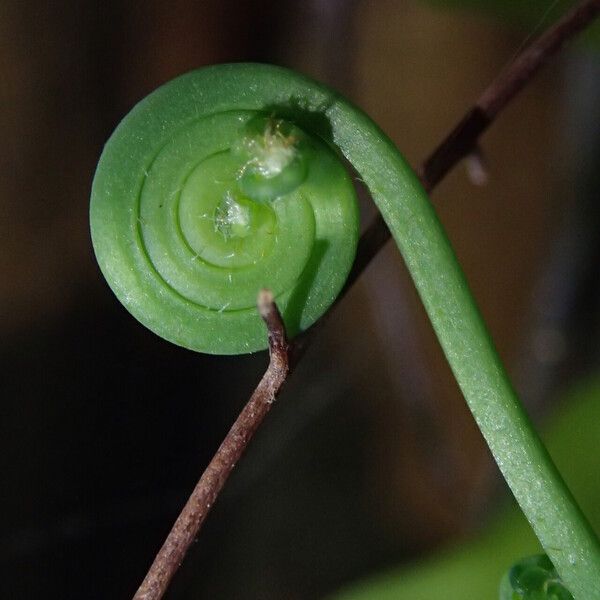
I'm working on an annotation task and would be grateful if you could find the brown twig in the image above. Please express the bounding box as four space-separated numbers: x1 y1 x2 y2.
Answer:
346 0 600 291
423 0 600 190
133 2 600 598
132 290 289 600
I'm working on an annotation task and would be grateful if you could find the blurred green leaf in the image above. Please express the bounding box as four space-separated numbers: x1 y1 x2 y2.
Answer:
330 374 600 600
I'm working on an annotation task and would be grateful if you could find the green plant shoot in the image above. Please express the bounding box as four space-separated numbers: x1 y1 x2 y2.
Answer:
90 63 600 598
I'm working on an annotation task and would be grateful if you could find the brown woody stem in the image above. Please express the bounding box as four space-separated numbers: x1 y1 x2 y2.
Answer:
132 290 289 600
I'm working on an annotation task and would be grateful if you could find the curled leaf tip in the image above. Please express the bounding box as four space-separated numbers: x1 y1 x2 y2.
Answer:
233 116 310 203
90 64 359 354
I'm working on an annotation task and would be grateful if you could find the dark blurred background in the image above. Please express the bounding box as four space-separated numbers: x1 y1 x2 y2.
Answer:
1 1 599 598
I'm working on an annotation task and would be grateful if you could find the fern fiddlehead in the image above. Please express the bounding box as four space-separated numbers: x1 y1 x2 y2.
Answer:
90 63 600 598
90 83 358 354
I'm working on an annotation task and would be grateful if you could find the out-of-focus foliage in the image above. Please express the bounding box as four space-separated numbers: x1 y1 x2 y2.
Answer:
331 375 600 599
425 0 600 47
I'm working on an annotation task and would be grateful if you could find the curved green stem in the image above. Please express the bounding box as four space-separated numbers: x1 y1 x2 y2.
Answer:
318 67 600 599
91 63 600 598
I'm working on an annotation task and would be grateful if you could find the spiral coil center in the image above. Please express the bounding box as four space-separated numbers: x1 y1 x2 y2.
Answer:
91 72 359 353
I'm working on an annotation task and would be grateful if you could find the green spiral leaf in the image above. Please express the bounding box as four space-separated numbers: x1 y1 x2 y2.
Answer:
90 63 600 598
90 70 359 354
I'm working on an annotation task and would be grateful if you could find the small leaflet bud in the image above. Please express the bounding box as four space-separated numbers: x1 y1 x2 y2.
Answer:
232 116 310 202
499 554 573 600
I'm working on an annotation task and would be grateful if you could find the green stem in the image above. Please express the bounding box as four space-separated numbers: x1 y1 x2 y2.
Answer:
324 79 600 599
324 83 600 599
